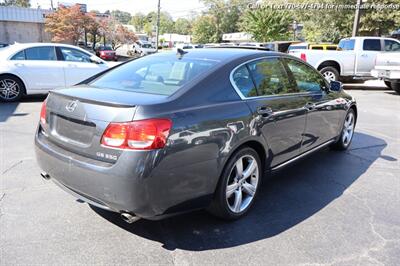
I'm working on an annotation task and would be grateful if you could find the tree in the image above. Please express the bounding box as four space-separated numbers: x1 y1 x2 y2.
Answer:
174 18 191 35
146 11 175 34
45 5 85 44
130 13 146 32
0 0 30 7
359 0 400 36
83 12 101 49
240 6 291 42
111 10 132 25
101 19 137 49
192 15 218 43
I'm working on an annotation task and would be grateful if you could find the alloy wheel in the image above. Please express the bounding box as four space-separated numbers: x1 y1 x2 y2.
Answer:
342 112 355 146
323 71 336 82
226 155 259 213
0 79 20 100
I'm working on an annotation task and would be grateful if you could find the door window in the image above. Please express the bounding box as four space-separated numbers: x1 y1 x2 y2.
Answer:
231 65 257 97
363 39 382 51
10 50 25 60
247 58 297 96
24 46 57 61
384 40 400 51
284 59 326 92
60 47 92 63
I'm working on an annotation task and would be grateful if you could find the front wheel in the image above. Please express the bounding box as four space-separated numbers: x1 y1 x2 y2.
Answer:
0 75 24 102
207 147 262 220
320 66 339 82
331 109 356 150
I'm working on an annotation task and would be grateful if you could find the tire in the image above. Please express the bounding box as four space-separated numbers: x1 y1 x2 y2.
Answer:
0 75 24 102
384 81 392 89
391 82 400 94
331 109 356 151
207 147 262 220
320 66 340 82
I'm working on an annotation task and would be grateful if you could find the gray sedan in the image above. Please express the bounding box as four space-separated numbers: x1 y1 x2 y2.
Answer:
35 48 357 222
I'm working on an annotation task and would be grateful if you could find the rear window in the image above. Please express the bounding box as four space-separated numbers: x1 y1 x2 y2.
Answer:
338 39 355 51
90 54 219 96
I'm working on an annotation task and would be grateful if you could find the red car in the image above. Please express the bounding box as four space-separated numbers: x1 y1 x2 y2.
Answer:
95 45 118 61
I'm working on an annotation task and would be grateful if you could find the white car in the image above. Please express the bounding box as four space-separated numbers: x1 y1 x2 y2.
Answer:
0 43 109 102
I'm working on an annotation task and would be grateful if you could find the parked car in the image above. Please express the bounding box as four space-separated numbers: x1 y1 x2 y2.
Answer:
0 43 109 102
0 42 9 48
36 48 357 223
264 41 301 52
289 37 400 81
117 41 156 57
371 44 400 94
287 42 337 51
95 45 118 61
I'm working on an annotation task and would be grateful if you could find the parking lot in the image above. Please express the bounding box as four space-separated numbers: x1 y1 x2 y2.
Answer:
0 88 399 265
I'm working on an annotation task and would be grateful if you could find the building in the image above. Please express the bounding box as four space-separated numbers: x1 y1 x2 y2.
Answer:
160 33 192 44
0 6 53 44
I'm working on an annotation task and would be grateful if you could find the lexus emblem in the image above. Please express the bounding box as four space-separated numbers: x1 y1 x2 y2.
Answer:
66 100 78 112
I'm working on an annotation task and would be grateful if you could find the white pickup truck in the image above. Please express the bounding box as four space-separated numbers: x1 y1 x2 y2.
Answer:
290 37 400 82
371 49 400 94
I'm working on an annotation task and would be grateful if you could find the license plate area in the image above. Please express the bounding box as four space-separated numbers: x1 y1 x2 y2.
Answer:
51 113 96 147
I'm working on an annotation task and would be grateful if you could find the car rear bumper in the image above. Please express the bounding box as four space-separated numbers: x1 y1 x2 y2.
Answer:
371 69 400 80
35 127 218 219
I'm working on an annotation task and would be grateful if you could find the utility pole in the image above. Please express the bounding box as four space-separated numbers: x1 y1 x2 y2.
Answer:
352 0 362 37
155 0 161 52
50 0 54 10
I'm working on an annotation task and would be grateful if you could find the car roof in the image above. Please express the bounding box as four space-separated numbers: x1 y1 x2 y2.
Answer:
164 48 281 61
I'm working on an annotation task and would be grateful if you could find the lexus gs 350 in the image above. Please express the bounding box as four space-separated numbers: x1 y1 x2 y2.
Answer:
35 48 357 222
0 43 109 102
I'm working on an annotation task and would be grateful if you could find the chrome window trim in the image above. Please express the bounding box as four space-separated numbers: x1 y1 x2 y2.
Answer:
229 55 326 100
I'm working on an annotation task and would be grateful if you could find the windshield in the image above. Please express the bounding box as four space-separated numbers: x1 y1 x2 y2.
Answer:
99 46 113 51
90 53 220 96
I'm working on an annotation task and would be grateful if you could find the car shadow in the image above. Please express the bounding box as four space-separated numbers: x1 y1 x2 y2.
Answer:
91 132 390 251
0 95 45 122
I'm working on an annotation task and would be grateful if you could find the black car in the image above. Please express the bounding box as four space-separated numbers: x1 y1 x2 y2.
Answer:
35 49 357 222
0 43 9 48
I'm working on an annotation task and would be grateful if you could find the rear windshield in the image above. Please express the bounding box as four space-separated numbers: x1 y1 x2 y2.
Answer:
90 53 220 96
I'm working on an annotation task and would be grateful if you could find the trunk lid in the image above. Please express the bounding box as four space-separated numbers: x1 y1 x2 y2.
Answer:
44 85 168 163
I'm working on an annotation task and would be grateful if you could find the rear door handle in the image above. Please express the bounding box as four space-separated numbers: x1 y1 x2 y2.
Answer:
257 106 273 116
304 102 316 111
14 63 24 67
68 64 78 67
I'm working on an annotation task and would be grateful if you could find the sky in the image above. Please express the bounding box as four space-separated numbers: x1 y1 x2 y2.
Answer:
30 0 205 19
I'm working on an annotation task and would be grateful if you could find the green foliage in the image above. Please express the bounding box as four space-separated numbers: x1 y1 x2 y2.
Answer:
146 11 175 35
192 15 218 43
240 7 291 42
174 18 191 35
111 10 132 25
359 0 400 36
0 0 30 7
129 13 146 33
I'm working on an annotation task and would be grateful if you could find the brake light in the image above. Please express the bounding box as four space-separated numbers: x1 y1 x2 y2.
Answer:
100 51 106 55
40 100 47 125
300 53 307 62
101 119 172 150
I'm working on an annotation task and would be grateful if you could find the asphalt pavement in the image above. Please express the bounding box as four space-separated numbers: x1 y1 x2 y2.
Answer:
0 88 399 265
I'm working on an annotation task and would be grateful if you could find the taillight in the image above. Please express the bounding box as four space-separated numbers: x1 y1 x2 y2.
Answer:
40 100 47 125
300 53 307 62
101 119 172 150
100 51 106 55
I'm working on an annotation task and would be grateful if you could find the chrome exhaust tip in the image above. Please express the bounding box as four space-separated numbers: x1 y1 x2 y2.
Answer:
41 172 50 180
120 213 140 224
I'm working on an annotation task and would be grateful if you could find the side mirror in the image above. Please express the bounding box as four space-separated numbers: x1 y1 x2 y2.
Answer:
90 55 103 64
330 80 343 92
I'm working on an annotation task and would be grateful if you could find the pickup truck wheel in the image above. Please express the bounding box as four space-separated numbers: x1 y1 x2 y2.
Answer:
320 67 339 82
384 81 392 89
391 82 400 94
